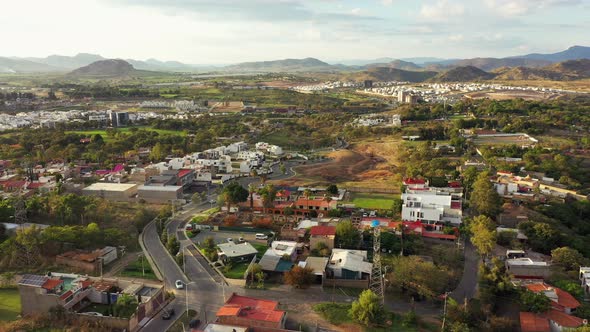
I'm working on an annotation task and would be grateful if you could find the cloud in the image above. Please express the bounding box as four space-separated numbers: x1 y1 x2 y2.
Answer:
381 0 394 5
484 0 583 16
420 0 465 21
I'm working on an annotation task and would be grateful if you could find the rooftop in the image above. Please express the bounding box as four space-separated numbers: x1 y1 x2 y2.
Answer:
82 182 138 192
217 293 285 323
525 283 580 310
217 242 258 258
138 185 183 192
329 249 372 274
310 225 336 236
519 312 550 332
542 309 585 328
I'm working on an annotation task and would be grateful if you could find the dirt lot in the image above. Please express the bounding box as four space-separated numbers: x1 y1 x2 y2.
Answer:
271 137 403 190
465 90 563 101
286 303 361 332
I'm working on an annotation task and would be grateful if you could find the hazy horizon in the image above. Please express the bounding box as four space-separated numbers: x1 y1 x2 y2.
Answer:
3 0 589 64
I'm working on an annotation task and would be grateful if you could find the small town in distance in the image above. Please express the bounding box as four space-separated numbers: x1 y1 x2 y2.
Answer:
1 1 590 332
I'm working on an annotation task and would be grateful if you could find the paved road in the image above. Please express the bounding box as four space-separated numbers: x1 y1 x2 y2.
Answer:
450 239 479 302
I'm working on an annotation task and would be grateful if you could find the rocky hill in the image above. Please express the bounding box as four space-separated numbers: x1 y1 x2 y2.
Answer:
433 66 496 82
494 59 590 81
360 67 438 82
67 59 138 77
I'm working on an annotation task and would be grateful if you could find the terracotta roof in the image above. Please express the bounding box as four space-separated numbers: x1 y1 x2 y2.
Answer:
295 198 335 208
27 182 45 189
177 169 193 178
42 279 64 290
217 293 285 323
276 190 291 198
525 283 581 310
403 178 426 185
520 312 550 332
542 309 585 328
447 181 462 188
310 226 336 236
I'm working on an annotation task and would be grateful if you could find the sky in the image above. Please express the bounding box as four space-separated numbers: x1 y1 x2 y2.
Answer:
2 0 589 64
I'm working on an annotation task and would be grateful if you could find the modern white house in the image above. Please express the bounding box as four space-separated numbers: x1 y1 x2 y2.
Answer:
401 190 463 225
327 249 372 280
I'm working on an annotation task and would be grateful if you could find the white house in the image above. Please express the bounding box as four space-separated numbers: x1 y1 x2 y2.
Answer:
327 249 372 280
401 190 462 225
581 267 590 297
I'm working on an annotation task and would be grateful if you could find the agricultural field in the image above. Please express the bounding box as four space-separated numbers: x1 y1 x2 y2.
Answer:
350 193 397 210
0 288 21 321
472 134 537 146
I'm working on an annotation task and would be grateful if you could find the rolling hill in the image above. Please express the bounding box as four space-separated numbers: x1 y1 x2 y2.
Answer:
364 60 422 71
223 57 336 72
433 66 496 82
358 67 438 82
494 59 590 81
0 57 63 73
67 59 139 78
512 45 590 62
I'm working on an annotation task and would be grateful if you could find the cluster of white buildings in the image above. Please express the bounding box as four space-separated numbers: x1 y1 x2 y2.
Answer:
291 81 362 93
352 114 401 127
139 100 208 112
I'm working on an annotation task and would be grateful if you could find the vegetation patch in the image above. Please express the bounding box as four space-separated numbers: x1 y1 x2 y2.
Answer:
0 288 21 321
350 193 396 210
117 256 158 280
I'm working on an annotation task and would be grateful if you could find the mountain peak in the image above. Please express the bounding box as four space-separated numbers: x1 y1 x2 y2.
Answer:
68 59 136 77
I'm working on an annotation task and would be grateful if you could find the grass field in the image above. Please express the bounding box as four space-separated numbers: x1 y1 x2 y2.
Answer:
223 263 249 279
66 126 187 140
117 256 158 280
0 288 21 321
351 193 396 210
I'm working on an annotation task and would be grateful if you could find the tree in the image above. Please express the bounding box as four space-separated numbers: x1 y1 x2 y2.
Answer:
469 171 501 218
326 184 338 196
166 236 180 256
222 182 249 212
191 192 202 204
551 247 586 271
520 290 551 313
469 215 496 260
391 197 402 217
258 184 277 213
335 220 360 249
248 183 256 209
284 265 315 289
386 255 451 299
279 163 287 175
349 290 386 326
113 294 139 318
554 280 584 300
149 142 166 161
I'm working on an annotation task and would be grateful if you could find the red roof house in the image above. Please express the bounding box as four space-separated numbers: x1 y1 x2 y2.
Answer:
216 293 286 329
525 283 581 313
519 312 550 332
542 309 585 330
310 225 337 250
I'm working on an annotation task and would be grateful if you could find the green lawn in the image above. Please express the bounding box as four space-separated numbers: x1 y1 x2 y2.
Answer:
222 262 249 279
117 256 158 280
351 193 396 210
66 126 187 139
252 243 269 258
0 288 21 321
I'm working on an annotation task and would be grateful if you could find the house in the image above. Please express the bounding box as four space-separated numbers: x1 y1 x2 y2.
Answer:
217 242 258 264
506 258 551 279
18 272 165 331
519 312 550 332
580 267 590 297
258 241 300 273
326 249 372 281
295 198 337 212
542 309 586 331
201 323 249 332
56 246 118 275
525 283 581 314
216 293 287 330
403 178 429 190
401 189 463 225
309 225 336 250
301 257 329 284
137 185 183 203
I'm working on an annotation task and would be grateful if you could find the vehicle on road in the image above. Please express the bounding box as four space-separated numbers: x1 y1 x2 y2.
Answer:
227 237 234 243
81 312 103 316
255 233 268 240
189 318 201 328
175 280 184 289
185 224 193 231
162 308 175 320
238 237 245 243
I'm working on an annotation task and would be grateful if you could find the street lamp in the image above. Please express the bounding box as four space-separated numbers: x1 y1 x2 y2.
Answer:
185 281 196 318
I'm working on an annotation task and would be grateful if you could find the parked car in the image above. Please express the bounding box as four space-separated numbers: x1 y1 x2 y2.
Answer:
185 223 193 231
227 238 234 243
81 312 103 317
189 319 201 328
255 233 268 240
175 280 184 289
238 237 245 243
162 308 175 320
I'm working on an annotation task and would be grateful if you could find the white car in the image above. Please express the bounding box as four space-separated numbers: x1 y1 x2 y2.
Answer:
255 233 268 240
81 312 103 316
227 238 234 243
175 280 184 289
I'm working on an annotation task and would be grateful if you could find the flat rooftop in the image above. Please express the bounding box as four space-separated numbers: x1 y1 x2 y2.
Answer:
83 183 138 192
138 185 183 192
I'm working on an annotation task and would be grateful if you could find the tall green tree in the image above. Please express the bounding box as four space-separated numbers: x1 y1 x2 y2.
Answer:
469 171 501 218
335 220 360 249
469 215 496 260
221 182 249 212
349 290 386 326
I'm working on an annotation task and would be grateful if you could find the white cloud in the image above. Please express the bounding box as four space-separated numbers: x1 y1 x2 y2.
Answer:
351 8 362 15
485 0 583 17
420 0 465 21
381 0 394 6
448 34 464 42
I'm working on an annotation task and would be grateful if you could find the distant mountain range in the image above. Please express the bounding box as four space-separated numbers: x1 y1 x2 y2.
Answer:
67 59 140 78
1 46 589 79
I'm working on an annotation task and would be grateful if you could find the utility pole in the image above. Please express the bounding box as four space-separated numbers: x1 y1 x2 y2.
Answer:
441 291 451 331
